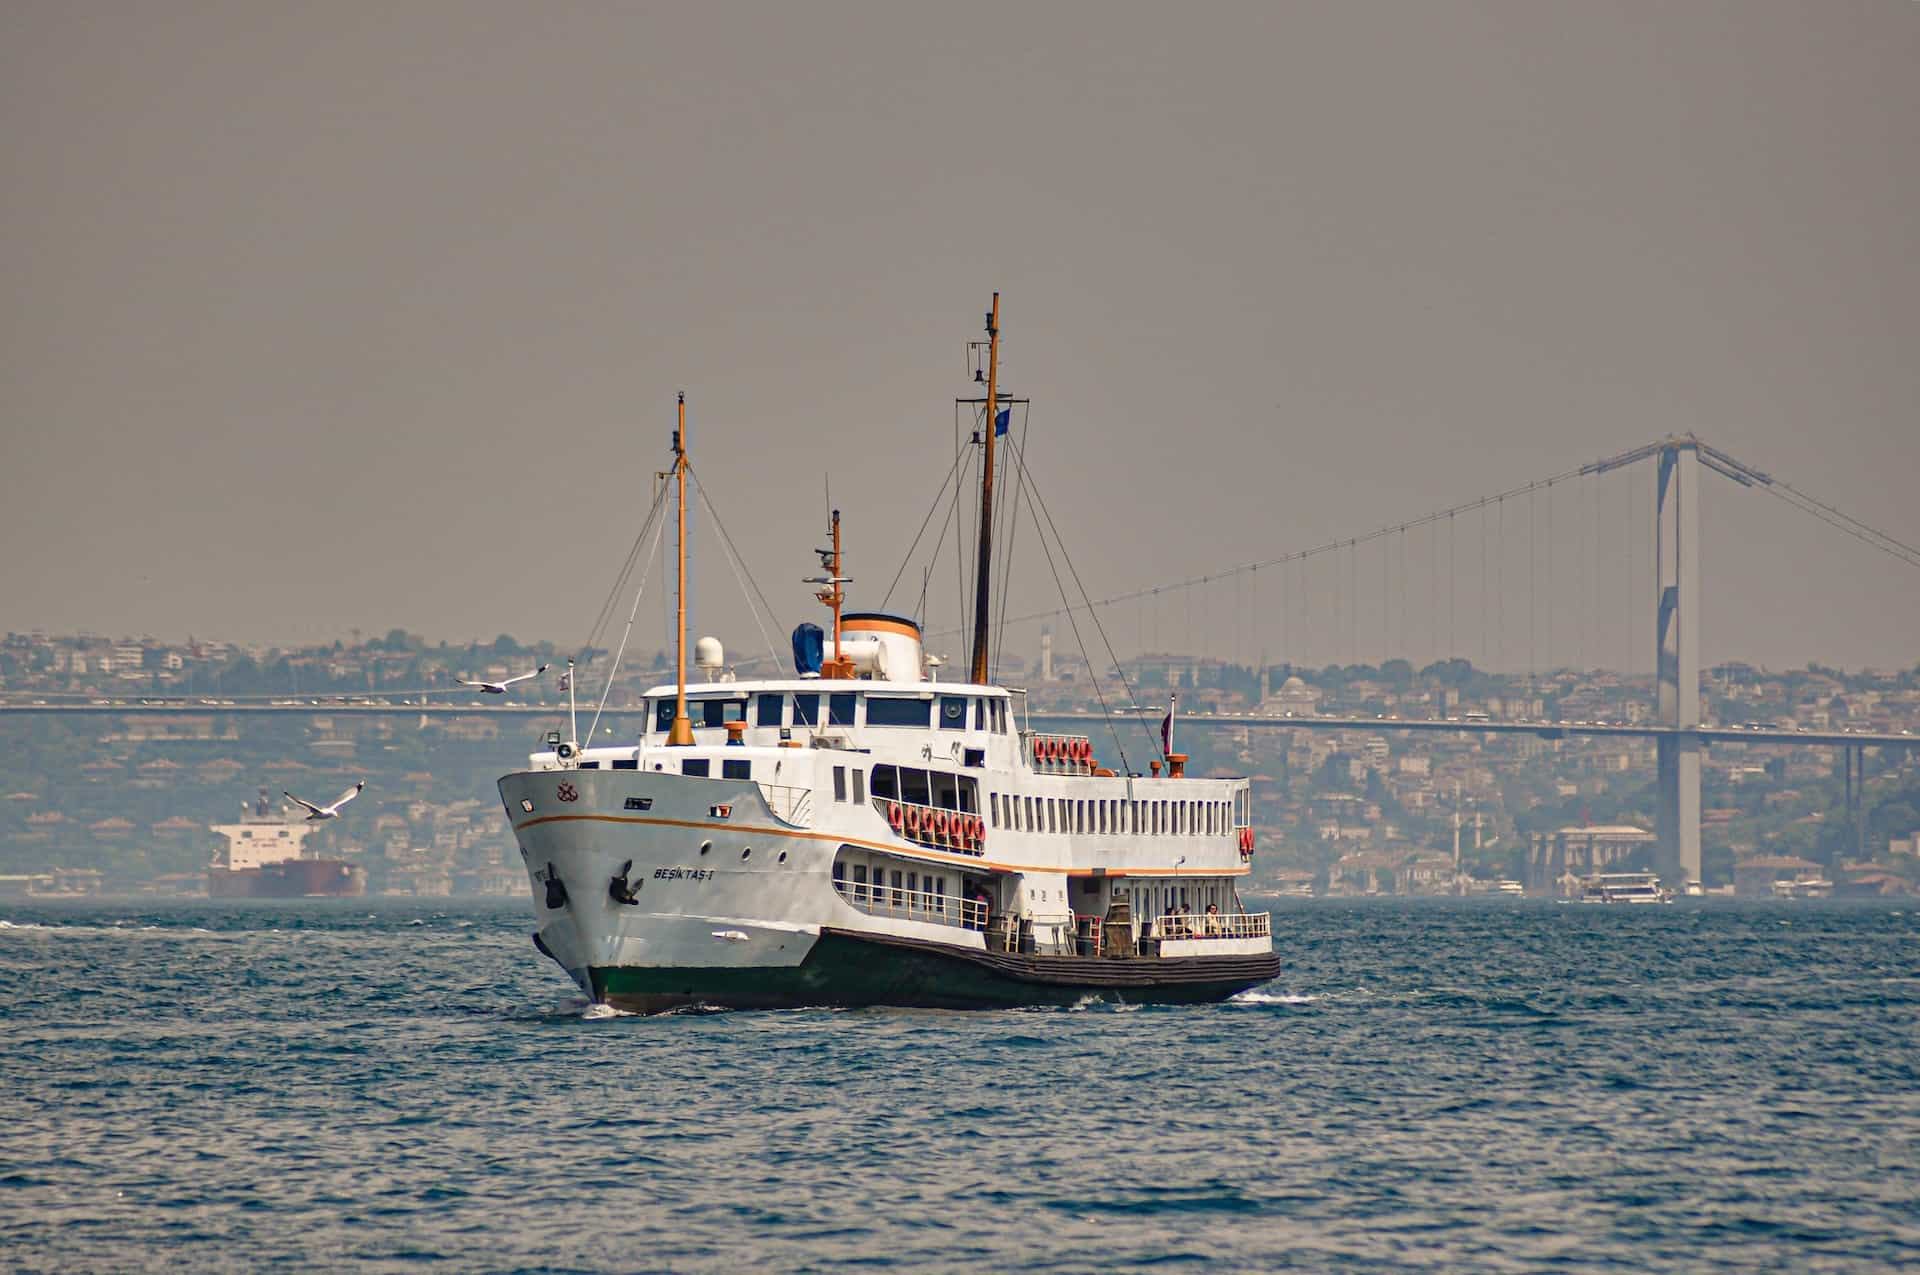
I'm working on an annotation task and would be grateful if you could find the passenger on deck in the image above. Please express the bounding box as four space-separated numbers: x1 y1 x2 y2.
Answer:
1201 902 1220 936
969 886 991 932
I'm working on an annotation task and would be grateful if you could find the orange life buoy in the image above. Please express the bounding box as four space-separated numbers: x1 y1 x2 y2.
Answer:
972 815 986 844
954 814 971 848
1076 739 1091 764
1038 737 1052 763
888 801 903 831
905 805 921 836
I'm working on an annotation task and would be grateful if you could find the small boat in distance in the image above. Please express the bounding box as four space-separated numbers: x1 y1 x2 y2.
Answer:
497 296 1278 1012
1577 872 1673 904
1771 874 1834 900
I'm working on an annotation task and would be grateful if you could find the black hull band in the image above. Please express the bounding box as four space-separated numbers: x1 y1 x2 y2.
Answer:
591 927 1280 1014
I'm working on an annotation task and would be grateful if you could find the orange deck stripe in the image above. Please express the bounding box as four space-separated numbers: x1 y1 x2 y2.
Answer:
511 812 1249 878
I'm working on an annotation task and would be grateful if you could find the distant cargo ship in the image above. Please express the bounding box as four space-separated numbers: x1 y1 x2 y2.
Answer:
207 789 366 899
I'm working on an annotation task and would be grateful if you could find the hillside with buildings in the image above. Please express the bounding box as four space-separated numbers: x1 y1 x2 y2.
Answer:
2 629 1917 899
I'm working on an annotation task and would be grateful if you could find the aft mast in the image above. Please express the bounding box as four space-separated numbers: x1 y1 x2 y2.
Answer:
968 293 1002 685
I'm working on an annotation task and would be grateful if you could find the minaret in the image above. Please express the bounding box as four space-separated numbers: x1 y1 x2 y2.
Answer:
1452 782 1462 872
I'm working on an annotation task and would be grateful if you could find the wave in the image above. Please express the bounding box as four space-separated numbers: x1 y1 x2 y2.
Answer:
580 1002 636 1020
1228 988 1316 1006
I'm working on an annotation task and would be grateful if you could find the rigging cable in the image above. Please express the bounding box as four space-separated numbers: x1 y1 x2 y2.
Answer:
990 403 1030 684
585 494 671 747
879 443 969 611
580 478 672 660
687 462 787 674
1003 430 1154 770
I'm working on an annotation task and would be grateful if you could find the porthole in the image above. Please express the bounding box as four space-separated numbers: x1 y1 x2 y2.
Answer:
741 846 753 861
699 840 712 856
777 850 789 864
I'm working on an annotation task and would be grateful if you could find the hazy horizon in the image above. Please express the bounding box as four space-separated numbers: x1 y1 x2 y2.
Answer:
4 3 1916 674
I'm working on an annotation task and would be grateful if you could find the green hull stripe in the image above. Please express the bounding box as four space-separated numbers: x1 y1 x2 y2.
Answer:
591 929 1278 1012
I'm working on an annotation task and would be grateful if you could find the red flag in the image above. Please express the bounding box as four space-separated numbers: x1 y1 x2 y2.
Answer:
1160 693 1177 756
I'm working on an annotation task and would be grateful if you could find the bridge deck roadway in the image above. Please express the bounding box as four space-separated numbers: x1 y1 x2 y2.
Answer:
0 701 1914 749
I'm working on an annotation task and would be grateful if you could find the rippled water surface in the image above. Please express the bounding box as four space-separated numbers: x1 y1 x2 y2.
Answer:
3 898 1917 1272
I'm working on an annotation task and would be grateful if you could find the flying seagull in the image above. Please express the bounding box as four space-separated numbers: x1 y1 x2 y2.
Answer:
453 664 549 694
283 781 364 821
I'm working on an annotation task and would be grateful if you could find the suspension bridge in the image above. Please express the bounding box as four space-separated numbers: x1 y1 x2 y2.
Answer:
1012 434 1920 885
6 437 1916 884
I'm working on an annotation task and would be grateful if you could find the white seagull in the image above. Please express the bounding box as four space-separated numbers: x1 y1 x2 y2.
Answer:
453 664 549 694
283 781 364 821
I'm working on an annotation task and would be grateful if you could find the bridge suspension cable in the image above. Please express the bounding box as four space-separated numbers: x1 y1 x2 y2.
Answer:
916 434 1917 661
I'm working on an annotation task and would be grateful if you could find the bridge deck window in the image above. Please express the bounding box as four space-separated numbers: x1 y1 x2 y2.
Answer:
866 696 931 728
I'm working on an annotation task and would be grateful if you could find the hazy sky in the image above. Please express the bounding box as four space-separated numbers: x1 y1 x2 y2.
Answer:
3 2 1915 674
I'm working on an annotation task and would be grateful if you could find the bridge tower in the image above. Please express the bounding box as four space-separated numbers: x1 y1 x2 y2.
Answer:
1654 439 1702 885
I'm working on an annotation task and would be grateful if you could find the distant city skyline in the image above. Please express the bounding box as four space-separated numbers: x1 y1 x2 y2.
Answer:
3 4 1916 670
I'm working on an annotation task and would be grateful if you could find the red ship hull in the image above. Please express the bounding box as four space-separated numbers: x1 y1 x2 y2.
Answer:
206 859 367 899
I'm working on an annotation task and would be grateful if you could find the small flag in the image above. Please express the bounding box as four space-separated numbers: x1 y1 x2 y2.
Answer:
994 407 1010 436
1161 693 1177 757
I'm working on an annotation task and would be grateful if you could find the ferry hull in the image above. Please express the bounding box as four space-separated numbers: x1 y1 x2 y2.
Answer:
499 767 1278 1014
592 928 1281 1013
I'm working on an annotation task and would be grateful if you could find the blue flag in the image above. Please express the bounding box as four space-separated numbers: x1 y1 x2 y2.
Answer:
994 408 1010 435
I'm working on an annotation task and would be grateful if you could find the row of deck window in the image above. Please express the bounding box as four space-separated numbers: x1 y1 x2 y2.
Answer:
990 792 1241 838
659 750 1248 847
867 765 980 813
647 692 1011 734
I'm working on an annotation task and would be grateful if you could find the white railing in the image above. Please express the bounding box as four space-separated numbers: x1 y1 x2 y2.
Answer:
1145 911 1270 941
760 783 813 827
835 880 986 930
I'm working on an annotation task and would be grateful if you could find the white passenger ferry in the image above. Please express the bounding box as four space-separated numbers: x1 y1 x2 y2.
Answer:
1577 872 1674 904
498 297 1278 1012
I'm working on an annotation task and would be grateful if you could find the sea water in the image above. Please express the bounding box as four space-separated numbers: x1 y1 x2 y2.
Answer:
2 898 1916 1271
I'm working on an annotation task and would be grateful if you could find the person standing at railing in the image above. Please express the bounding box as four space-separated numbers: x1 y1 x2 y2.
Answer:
1201 903 1220 937
969 885 991 932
